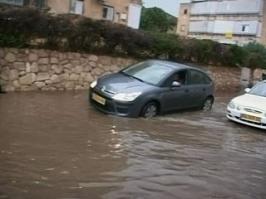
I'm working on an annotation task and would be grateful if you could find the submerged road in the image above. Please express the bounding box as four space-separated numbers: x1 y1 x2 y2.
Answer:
0 91 265 199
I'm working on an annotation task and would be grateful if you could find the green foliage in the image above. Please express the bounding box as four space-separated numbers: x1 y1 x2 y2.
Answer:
140 7 177 32
0 7 266 69
243 43 266 69
149 33 181 59
0 33 27 47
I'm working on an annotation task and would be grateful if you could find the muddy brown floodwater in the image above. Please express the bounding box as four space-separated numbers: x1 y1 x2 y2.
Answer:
0 91 266 199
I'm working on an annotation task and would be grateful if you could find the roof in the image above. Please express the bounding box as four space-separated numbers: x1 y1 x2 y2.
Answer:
147 60 191 70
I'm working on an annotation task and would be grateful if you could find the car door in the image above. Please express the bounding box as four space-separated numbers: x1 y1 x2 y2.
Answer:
160 70 191 111
186 69 211 108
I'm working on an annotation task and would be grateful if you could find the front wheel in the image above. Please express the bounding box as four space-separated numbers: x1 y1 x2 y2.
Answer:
202 97 213 111
141 102 158 118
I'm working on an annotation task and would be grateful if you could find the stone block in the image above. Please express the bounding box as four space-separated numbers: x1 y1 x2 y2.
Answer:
5 85 15 92
38 58 49 65
63 63 72 69
19 73 36 85
83 73 93 82
35 82 46 88
65 81 75 89
29 53 38 62
36 73 50 81
1 67 10 81
89 61 97 68
253 69 263 81
13 80 20 88
9 69 19 81
51 74 60 83
30 62 39 73
5 52 16 62
69 73 80 81
39 64 48 72
73 65 83 74
92 68 103 76
89 55 98 62
83 65 92 72
52 65 63 74
13 62 25 71
51 57 59 64
38 50 48 58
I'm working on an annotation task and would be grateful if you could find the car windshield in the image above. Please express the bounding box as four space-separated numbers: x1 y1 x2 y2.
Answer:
121 62 173 85
249 82 266 97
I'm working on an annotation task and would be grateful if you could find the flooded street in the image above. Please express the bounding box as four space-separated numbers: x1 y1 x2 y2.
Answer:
0 91 265 199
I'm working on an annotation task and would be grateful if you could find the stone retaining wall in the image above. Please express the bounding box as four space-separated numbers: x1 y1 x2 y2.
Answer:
0 48 254 92
0 48 136 91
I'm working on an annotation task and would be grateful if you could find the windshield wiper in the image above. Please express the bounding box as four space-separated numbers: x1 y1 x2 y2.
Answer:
130 75 144 82
120 71 144 82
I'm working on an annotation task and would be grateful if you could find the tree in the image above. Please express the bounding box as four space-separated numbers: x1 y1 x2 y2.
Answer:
140 7 177 33
243 43 266 85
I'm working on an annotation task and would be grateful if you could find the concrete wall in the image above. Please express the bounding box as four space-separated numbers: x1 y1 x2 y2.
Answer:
177 0 266 45
260 0 266 45
47 0 70 14
177 3 191 36
46 0 141 27
0 48 256 93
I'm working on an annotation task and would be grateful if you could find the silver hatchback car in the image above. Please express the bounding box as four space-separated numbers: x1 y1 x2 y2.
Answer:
90 60 214 118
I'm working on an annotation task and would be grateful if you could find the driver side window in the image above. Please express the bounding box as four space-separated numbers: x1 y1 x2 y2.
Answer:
164 70 188 87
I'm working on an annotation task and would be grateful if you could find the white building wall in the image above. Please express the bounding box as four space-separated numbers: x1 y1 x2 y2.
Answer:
191 0 263 15
189 20 260 35
127 4 142 29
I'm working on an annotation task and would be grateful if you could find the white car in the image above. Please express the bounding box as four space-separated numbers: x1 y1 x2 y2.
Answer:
227 81 266 130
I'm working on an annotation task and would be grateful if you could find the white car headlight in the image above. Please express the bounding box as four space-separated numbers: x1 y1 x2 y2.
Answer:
90 80 97 88
236 105 242 111
228 101 236 109
112 92 142 102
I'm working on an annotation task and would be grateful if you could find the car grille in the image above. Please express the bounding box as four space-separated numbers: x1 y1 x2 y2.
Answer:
244 108 263 114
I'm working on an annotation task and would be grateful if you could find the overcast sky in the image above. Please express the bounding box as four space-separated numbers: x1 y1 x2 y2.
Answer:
142 0 186 17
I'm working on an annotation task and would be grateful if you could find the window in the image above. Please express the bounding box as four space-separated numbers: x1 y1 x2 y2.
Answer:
26 0 46 9
181 25 186 32
188 70 211 85
164 70 188 87
102 5 114 21
70 0 84 15
242 24 249 33
183 9 188 15
0 0 24 6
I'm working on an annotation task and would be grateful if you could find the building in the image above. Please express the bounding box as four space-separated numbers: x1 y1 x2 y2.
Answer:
177 0 266 45
0 0 142 29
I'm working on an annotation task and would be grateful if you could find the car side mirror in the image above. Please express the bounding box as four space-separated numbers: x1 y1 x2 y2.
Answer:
245 88 251 93
172 81 181 87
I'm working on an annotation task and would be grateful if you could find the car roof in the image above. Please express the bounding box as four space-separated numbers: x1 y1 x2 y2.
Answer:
146 60 195 71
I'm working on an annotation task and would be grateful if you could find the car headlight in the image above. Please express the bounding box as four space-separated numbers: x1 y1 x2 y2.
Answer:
236 105 242 111
228 101 236 109
90 80 97 88
112 92 142 102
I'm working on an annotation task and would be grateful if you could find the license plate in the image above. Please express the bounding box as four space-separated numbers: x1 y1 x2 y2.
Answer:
241 114 261 123
92 93 106 105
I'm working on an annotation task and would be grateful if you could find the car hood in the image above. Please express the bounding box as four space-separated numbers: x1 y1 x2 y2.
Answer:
97 72 152 94
232 94 266 111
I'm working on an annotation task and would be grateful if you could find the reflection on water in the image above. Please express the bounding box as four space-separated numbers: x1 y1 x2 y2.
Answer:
0 91 265 199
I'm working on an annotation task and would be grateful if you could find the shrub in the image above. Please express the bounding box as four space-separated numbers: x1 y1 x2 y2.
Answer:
243 43 266 69
0 6 265 69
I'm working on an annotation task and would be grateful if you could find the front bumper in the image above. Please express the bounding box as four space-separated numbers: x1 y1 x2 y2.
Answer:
227 107 266 130
89 88 142 118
